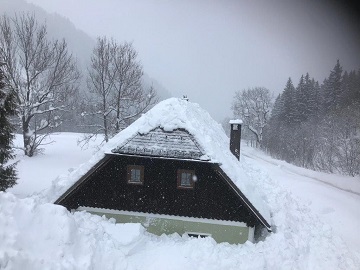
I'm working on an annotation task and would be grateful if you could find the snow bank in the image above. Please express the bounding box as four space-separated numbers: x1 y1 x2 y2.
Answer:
1 155 359 269
0 192 144 270
46 98 270 223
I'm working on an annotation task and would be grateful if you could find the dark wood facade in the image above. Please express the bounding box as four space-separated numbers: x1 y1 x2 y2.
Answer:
59 154 260 227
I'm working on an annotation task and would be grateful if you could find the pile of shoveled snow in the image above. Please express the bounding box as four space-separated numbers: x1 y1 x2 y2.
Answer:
0 192 144 270
1 156 359 269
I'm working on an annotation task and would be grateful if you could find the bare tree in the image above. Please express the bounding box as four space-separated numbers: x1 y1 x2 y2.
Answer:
83 37 117 143
80 37 157 146
0 13 80 156
232 87 273 147
112 42 149 132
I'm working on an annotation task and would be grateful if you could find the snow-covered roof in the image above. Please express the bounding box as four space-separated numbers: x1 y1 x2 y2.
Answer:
111 128 210 161
49 98 271 226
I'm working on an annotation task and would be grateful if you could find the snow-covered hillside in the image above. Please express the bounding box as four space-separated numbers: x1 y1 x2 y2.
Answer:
1 133 360 269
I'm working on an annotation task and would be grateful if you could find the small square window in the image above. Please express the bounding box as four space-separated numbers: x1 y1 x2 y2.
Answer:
177 169 195 189
127 165 144 185
233 124 238 130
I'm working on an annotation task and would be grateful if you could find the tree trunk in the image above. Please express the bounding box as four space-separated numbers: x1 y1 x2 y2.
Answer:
22 117 33 157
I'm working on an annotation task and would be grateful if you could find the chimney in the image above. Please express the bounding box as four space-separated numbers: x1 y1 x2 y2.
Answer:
229 119 242 160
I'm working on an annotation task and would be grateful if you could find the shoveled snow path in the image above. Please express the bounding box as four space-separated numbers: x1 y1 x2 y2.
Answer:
242 145 360 256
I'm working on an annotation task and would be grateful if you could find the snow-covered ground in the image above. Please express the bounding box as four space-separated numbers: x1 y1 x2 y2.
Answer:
1 133 360 269
242 145 360 253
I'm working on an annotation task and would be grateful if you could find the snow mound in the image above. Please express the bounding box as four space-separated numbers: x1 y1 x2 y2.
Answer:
0 192 144 270
47 98 270 224
1 156 359 269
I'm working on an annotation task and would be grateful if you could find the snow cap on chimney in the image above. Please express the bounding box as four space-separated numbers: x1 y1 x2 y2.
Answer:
229 119 242 160
229 119 243 124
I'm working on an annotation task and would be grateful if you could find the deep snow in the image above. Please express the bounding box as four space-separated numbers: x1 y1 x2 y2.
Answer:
1 132 360 269
242 145 360 255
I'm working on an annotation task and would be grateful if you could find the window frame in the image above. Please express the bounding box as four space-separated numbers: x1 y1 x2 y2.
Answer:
127 165 144 185
177 169 195 189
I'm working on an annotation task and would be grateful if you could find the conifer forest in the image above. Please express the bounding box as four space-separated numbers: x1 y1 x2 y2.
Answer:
262 60 360 176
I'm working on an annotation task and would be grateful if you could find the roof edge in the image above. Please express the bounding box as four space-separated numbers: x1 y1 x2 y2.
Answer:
54 155 112 205
78 206 248 227
213 165 272 231
105 152 214 163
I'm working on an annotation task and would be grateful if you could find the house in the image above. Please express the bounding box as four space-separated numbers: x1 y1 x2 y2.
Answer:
54 98 271 244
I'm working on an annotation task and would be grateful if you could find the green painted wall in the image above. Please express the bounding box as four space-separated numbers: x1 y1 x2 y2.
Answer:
85 210 251 244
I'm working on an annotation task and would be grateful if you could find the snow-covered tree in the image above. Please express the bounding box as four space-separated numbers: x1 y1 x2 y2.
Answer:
231 87 273 147
295 75 307 123
0 63 17 191
281 77 297 125
80 37 157 146
262 62 360 176
323 60 343 113
0 13 80 156
263 94 284 156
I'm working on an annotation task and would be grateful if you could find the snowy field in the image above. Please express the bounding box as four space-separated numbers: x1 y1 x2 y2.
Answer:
1 133 360 269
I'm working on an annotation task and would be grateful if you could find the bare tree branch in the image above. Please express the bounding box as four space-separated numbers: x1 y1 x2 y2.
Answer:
0 13 80 156
231 87 273 147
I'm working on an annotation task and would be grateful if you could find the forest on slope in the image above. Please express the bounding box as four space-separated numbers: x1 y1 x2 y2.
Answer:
263 60 360 176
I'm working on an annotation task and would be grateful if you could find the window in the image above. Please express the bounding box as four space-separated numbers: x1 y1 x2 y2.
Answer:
177 169 195 189
127 165 144 184
186 232 211 238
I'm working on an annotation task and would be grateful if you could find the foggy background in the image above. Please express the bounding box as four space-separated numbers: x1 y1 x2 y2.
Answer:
5 0 360 120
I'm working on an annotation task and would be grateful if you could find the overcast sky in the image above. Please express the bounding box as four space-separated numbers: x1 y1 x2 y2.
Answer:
24 0 360 121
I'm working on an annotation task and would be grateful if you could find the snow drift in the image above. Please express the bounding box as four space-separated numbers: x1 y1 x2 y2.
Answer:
1 156 359 269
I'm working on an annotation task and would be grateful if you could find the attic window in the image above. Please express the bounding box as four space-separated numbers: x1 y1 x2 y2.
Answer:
177 169 195 189
127 165 144 185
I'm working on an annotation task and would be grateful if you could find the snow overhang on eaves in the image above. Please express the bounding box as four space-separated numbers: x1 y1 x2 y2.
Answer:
106 152 214 163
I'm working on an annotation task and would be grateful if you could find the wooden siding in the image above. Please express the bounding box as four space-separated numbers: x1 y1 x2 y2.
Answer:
112 128 209 161
59 155 259 227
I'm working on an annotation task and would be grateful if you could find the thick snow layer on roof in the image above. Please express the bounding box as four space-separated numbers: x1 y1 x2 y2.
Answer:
47 98 271 224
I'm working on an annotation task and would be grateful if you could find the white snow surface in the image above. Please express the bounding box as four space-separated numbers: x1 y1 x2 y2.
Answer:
46 98 271 224
1 133 360 269
229 119 243 124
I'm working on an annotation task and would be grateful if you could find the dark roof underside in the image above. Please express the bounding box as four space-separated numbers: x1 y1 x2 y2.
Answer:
111 128 209 161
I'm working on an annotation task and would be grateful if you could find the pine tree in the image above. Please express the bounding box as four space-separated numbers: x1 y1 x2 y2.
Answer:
305 75 317 120
281 77 297 126
271 94 283 121
323 60 343 112
347 70 360 105
0 63 17 191
340 71 350 107
312 79 321 121
296 75 307 123
263 94 283 156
